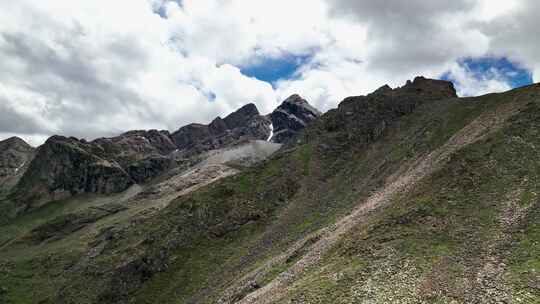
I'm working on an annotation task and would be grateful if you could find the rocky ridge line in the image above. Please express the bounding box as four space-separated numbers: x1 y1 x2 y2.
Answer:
8 95 319 211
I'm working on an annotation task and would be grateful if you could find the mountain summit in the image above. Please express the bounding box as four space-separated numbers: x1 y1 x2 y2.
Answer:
170 103 270 154
269 94 322 143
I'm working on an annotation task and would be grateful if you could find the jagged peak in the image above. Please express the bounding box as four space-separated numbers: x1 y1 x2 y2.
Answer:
170 102 270 152
367 76 457 99
278 94 322 116
40 136 94 153
403 76 457 98
45 135 71 143
269 94 322 143
283 94 306 104
371 84 393 95
226 103 260 119
223 103 260 130
120 129 170 137
0 136 31 149
234 102 259 114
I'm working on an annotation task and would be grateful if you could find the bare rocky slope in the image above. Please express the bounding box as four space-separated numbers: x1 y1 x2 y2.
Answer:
0 77 539 304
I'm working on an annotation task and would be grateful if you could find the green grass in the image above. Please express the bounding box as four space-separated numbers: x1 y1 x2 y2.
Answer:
278 88 540 303
293 144 313 175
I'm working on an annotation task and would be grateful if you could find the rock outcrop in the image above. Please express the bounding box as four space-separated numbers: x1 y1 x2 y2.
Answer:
370 76 457 99
0 137 34 192
126 156 173 184
92 130 178 184
223 103 260 130
171 103 271 155
269 94 322 143
14 136 134 207
93 129 177 167
12 129 181 208
318 76 457 148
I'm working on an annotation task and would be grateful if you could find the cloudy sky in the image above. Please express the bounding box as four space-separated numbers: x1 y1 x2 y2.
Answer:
0 0 538 146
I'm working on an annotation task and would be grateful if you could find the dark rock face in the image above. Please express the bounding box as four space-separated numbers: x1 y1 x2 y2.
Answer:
126 156 173 184
13 129 181 208
93 129 177 167
129 130 177 155
209 118 229 135
270 94 322 143
0 137 34 191
170 103 271 155
15 136 134 207
372 76 457 99
223 103 260 129
170 123 212 151
317 76 457 148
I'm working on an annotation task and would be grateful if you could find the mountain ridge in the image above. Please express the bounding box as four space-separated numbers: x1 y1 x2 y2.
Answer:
2 94 321 214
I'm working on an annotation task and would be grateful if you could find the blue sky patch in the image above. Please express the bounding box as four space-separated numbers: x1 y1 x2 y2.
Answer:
153 0 183 18
240 54 312 85
206 91 216 102
442 57 533 89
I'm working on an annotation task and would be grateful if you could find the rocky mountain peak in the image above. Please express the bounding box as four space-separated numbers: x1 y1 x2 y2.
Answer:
208 117 228 135
371 84 393 95
11 130 188 209
0 137 35 192
99 129 177 158
270 94 322 143
283 94 304 103
369 77 457 100
322 77 460 152
13 135 133 208
282 94 322 114
171 103 270 155
402 76 457 99
0 136 32 150
223 103 260 129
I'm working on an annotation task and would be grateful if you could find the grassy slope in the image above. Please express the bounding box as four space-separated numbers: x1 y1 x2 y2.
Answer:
0 85 538 304
278 88 540 303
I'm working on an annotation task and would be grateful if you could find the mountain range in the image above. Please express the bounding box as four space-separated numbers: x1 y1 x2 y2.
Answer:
0 76 539 304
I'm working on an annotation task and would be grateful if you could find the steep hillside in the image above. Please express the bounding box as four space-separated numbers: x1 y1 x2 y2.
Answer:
0 78 539 304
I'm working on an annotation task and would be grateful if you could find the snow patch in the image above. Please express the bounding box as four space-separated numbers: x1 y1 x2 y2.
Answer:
14 161 25 173
267 124 274 142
